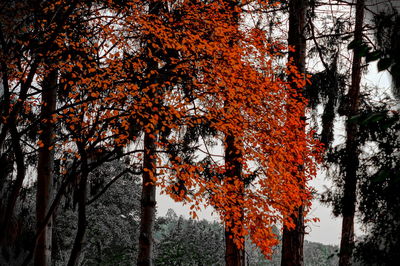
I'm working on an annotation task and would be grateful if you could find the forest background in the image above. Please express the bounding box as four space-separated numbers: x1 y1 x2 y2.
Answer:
0 0 399 265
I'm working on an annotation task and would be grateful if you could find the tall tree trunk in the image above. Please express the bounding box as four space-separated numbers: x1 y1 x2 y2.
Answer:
339 0 365 265
281 0 307 265
224 134 245 266
281 207 305 266
34 68 57 266
223 1 245 265
225 230 245 266
136 2 161 265
67 141 89 266
67 155 88 266
137 130 157 266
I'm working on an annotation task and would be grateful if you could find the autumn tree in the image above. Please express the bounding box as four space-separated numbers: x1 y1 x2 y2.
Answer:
100 1 232 264
35 64 57 266
0 1 143 264
0 0 43 244
281 0 309 265
34 3 64 264
0 2 81 256
154 0 320 262
135 2 162 263
221 0 245 264
1 1 320 265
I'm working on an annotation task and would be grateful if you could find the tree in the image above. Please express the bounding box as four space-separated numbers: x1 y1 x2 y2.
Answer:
281 0 308 265
135 2 162 264
221 0 245 265
339 0 365 265
158 0 320 260
350 3 400 263
154 210 225 265
353 108 400 265
0 1 320 264
35 64 57 266
53 160 141 265
0 160 141 265
0 0 81 256
0 1 143 264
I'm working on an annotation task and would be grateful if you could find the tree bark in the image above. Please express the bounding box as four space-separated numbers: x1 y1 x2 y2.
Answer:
281 0 307 265
339 0 365 265
67 147 89 266
0 55 24 244
136 2 161 265
281 206 305 266
34 68 57 266
137 130 157 266
223 1 245 265
224 134 245 266
225 230 245 266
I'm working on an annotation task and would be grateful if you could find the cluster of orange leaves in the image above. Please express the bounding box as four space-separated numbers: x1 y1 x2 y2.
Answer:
1 0 322 257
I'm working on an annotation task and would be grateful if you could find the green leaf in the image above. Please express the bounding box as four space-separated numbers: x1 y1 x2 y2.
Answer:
347 39 362 50
391 63 400 76
366 50 382 63
372 169 389 183
355 44 371 57
377 58 392 72
361 112 387 125
348 114 362 123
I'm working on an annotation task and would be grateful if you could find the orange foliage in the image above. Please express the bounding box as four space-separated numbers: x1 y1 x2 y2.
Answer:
0 0 321 257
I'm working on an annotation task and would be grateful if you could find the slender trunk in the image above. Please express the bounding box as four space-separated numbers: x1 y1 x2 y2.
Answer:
281 0 307 265
224 134 245 266
22 167 79 266
339 0 364 265
0 123 25 244
68 149 89 266
0 58 20 244
223 1 245 265
137 3 160 265
34 69 57 266
137 131 157 266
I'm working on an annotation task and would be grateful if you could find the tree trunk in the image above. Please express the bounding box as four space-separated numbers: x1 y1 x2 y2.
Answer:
137 130 157 266
67 144 89 266
281 206 305 266
223 1 245 265
339 0 365 265
281 0 307 265
224 133 245 266
34 69 57 266
225 230 245 266
136 2 161 265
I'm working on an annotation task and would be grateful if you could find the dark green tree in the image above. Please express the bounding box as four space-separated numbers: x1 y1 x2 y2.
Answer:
352 103 400 265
